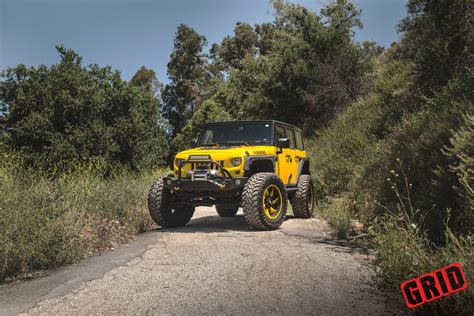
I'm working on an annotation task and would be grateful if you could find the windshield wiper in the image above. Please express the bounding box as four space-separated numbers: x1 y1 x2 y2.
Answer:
200 142 220 147
220 141 251 146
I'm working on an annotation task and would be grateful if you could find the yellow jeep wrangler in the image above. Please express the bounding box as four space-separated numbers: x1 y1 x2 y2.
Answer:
148 120 314 230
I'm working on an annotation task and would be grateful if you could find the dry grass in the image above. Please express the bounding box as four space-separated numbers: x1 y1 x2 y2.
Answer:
0 151 161 282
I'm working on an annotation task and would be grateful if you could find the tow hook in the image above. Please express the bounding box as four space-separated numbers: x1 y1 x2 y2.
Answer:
209 180 226 190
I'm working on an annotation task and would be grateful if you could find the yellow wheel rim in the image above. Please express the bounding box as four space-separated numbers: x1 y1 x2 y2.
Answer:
262 184 283 220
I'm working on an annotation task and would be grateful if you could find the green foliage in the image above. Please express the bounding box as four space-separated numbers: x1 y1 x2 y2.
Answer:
316 196 352 239
0 46 166 171
211 0 375 134
167 24 208 82
304 0 473 311
398 0 473 94
0 150 159 281
308 60 412 200
131 66 162 95
309 60 473 238
378 81 472 241
0 2 471 312
443 113 474 228
211 22 259 71
371 161 473 312
162 25 218 137
373 215 473 313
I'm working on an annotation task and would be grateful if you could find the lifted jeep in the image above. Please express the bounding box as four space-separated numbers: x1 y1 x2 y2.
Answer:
148 120 314 230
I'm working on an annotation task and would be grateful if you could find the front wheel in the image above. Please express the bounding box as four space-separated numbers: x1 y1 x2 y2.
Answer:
148 178 195 228
290 175 315 218
242 173 287 230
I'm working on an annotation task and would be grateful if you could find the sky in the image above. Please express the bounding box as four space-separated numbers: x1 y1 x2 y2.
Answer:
0 0 408 83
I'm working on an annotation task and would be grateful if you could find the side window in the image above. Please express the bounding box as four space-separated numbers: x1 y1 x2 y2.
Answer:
285 127 296 149
295 130 304 150
275 124 286 143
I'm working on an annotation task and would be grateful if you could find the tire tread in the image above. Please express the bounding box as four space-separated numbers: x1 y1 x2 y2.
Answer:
290 174 314 218
242 173 287 230
147 178 194 227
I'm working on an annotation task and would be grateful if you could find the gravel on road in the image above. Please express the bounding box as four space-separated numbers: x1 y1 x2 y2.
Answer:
1 207 395 315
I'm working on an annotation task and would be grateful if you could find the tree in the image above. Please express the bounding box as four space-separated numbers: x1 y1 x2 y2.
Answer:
211 22 258 71
211 0 372 134
161 24 210 137
0 46 166 170
131 66 162 95
398 0 473 94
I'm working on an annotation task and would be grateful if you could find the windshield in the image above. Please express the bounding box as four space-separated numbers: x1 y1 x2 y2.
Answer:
198 122 272 146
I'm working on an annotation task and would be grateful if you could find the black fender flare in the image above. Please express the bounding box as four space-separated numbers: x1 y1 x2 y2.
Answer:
296 158 310 183
243 155 276 173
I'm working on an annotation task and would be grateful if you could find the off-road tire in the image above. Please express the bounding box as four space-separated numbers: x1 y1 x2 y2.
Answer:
148 178 195 228
242 173 287 230
216 205 239 217
290 175 315 218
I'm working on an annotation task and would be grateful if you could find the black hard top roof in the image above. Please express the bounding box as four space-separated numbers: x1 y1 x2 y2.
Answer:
203 120 302 132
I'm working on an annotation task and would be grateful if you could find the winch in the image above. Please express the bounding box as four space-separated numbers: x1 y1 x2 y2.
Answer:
186 169 220 181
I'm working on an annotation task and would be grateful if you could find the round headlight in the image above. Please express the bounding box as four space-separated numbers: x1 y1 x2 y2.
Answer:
231 157 242 166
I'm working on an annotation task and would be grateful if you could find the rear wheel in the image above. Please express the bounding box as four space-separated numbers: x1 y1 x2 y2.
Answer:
290 175 315 218
216 205 239 217
148 178 195 227
242 173 287 230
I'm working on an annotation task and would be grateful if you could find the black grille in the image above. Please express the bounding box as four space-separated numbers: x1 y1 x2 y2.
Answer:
190 160 225 170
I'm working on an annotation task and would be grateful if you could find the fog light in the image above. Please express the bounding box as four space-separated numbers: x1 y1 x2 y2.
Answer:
235 179 241 185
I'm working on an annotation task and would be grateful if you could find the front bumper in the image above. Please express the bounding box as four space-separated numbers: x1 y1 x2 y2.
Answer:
163 176 248 192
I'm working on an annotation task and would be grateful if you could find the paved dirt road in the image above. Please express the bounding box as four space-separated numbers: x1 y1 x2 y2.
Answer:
1 207 394 315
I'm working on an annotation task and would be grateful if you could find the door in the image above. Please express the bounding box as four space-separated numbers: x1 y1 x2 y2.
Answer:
275 124 299 185
283 127 299 185
275 124 291 185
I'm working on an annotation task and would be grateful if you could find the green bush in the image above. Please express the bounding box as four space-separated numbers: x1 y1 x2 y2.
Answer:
316 197 352 239
443 112 474 234
307 48 472 313
371 160 473 312
373 215 473 313
307 59 413 223
0 46 167 171
0 150 160 281
362 77 473 241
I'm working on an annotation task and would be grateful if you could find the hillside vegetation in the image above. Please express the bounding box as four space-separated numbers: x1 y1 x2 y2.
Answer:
0 150 158 281
0 0 472 312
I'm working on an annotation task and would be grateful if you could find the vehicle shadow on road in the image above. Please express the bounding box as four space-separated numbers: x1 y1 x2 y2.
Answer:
152 214 373 256
152 214 306 234
152 215 255 233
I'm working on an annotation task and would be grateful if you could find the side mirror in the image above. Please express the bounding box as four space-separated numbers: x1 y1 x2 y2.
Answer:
277 138 290 149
